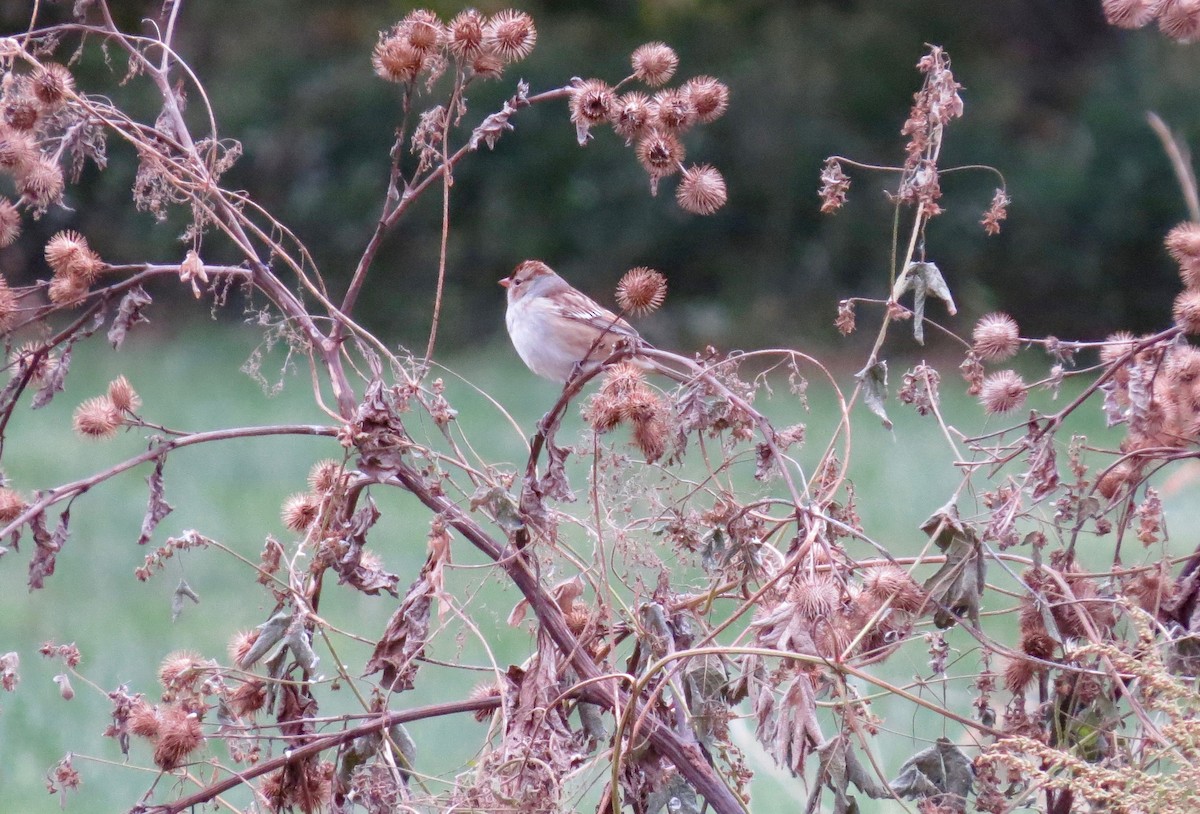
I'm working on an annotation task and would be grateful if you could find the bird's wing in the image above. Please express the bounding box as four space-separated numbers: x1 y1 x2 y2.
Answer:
559 299 640 339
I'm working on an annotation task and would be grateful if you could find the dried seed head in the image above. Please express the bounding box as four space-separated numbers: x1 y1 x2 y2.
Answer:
159 650 206 691
652 88 694 132
0 127 36 171
48 274 87 307
45 230 103 283
683 75 729 123
0 198 20 247
582 391 623 433
281 492 321 532
1166 222 1200 264
1103 0 1163 27
128 701 161 739
601 360 647 397
228 629 260 667
1100 331 1138 366
107 375 141 413
1097 460 1139 499
4 96 39 131
447 9 486 59
9 343 57 384
153 706 204 770
616 266 667 315
635 130 685 186
18 157 64 209
1003 656 1038 695
468 681 501 721
676 163 727 215
398 10 445 53
972 312 1020 360
1166 345 1200 385
0 487 26 522
789 575 840 619
73 396 121 439
228 680 268 717
470 50 505 80
632 409 670 463
819 158 852 214
1174 289 1200 334
610 91 654 143
979 370 1027 414
1160 0 1200 42
308 459 347 493
483 9 537 63
570 78 615 128
862 566 925 613
32 63 74 107
372 35 424 83
631 42 678 86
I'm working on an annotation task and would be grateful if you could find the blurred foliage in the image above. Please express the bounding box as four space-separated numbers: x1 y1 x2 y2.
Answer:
4 0 1200 351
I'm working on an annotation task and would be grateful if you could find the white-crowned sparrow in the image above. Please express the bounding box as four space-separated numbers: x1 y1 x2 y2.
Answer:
500 260 642 383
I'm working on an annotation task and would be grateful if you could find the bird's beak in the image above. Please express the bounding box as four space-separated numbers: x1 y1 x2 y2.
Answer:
498 276 511 288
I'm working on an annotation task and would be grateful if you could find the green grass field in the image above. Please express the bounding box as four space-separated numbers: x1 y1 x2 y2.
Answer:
1 325 1194 812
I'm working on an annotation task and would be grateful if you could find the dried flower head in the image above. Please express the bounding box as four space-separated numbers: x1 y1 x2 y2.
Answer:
862 566 926 613
1100 330 1138 366
32 63 74 107
972 313 1020 361
1166 222 1200 264
470 50 505 80
469 681 501 721
652 88 694 132
979 370 1027 414
9 343 58 384
0 198 20 248
1097 459 1140 499
4 96 39 132
0 487 26 522
447 9 486 59
1103 0 1163 27
683 76 729 123
616 266 667 315
73 396 121 439
1160 0 1200 42
569 78 615 140
158 650 206 692
308 459 347 493
128 701 161 739
483 9 537 63
228 629 260 667
228 680 268 718
372 35 424 83
281 492 321 532
153 706 204 770
632 406 670 463
1166 345 1200 386
631 42 678 86
107 376 141 413
610 92 654 143
790 575 840 619
398 10 445 53
1174 289 1200 335
18 157 64 210
48 275 87 307
0 128 36 173
635 130 685 191
45 230 103 283
676 163 727 215
818 158 851 214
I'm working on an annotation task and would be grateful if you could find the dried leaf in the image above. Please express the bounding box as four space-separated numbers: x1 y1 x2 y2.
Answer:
136 454 173 546
28 509 68 590
0 651 18 692
646 773 700 814
889 738 973 803
285 620 319 673
855 361 892 430
32 345 70 410
386 723 417 783
921 503 984 629
468 81 529 150
756 673 822 776
170 578 199 622
108 286 152 349
240 610 291 668
892 261 955 345
469 484 525 533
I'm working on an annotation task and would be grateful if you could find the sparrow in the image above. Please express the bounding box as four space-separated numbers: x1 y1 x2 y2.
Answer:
500 260 641 383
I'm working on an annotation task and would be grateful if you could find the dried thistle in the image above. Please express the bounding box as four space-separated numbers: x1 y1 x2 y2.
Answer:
32 63 75 107
683 75 730 123
635 129 685 193
653 87 694 132
153 706 204 770
631 42 678 86
0 127 37 172
45 230 103 283
72 396 121 439
972 313 1020 360
483 9 537 63
569 78 615 144
281 492 321 532
609 91 654 144
128 701 161 739
107 376 141 413
17 157 64 210
0 487 26 522
372 36 425 84
979 370 1027 414
1103 0 1163 27
1100 330 1138 365
1159 0 1200 42
397 9 445 54
0 198 20 248
308 459 348 493
616 266 667 314
676 163 727 215
4 96 39 132
227 680 268 717
158 650 206 692
1173 289 1200 334
447 9 486 59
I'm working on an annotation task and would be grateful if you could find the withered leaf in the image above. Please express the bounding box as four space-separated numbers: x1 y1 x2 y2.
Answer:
386 723 417 783
756 673 822 776
892 261 956 345
889 738 973 802
469 484 525 533
240 610 291 668
136 453 173 546
285 620 320 673
170 578 199 622
109 286 152 349
921 502 984 629
645 773 700 814
32 345 71 410
856 361 893 430
28 509 68 590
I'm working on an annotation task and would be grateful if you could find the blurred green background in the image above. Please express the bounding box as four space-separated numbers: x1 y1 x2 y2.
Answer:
2 1 1200 812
